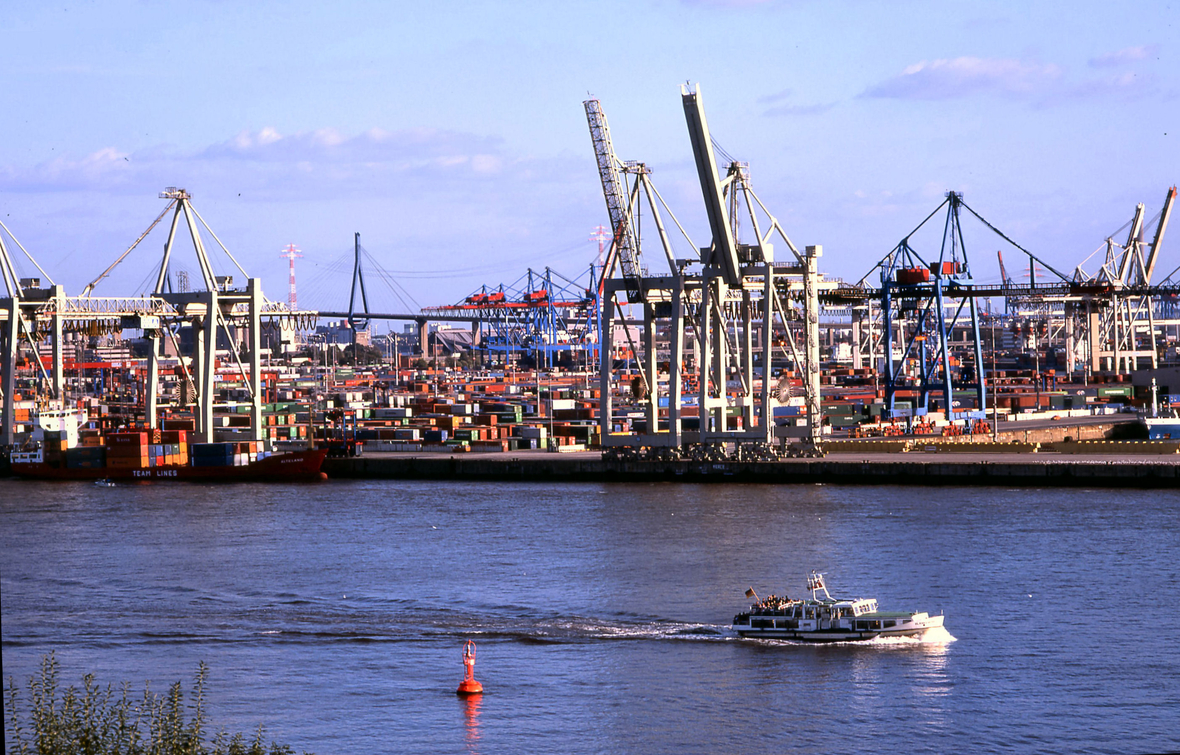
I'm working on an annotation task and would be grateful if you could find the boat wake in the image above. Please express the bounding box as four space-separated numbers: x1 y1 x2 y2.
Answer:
227 598 732 646
457 616 729 644
867 625 957 645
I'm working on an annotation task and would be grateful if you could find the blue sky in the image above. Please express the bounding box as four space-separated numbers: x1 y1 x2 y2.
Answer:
1 0 1176 312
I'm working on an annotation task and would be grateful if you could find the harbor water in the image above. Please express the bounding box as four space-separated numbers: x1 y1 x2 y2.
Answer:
2 479 1178 754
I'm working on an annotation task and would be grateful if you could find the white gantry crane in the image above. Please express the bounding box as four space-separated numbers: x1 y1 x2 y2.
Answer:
587 85 827 458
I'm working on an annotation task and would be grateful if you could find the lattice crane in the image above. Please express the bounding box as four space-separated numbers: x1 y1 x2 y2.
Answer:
584 98 646 302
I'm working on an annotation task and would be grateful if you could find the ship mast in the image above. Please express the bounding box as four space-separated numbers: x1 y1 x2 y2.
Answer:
808 571 832 601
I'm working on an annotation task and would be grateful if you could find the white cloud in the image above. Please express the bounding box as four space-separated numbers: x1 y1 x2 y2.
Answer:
0 126 520 197
0 126 604 307
1072 70 1157 99
470 155 502 173
1089 45 1158 68
0 146 133 192
200 126 504 169
861 57 1063 100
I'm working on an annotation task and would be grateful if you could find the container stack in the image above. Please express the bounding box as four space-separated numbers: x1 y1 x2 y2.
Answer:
64 446 106 469
161 430 191 466
191 441 263 467
191 442 234 467
106 432 150 469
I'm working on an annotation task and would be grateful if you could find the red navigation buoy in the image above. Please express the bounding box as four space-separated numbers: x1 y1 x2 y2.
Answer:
456 640 483 696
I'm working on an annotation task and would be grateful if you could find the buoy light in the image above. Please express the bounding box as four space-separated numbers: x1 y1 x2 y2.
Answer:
456 640 483 696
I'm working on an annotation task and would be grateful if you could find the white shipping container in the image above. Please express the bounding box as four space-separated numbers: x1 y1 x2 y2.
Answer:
375 407 413 419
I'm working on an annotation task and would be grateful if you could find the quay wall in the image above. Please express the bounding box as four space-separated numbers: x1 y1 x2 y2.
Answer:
324 453 1180 488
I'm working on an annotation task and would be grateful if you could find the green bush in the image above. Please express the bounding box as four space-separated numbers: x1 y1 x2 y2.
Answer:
4 654 310 755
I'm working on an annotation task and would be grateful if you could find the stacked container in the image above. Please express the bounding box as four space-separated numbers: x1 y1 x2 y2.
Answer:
106 432 149 469
191 442 234 467
64 446 107 469
161 430 190 466
190 440 261 467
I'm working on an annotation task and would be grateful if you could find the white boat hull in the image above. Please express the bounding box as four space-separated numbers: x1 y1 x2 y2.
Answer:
733 613 944 642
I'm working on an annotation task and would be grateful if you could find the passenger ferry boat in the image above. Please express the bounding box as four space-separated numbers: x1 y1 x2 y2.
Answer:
732 571 945 642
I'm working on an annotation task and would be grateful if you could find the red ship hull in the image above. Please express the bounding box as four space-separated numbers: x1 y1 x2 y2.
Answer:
11 449 329 483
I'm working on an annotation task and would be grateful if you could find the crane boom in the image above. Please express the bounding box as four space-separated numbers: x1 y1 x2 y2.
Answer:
1144 186 1177 283
584 98 644 301
681 83 741 287
1117 203 1146 285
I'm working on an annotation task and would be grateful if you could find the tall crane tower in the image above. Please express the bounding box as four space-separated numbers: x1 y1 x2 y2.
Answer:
680 83 824 447
584 99 646 303
589 85 828 456
586 96 692 451
279 244 303 311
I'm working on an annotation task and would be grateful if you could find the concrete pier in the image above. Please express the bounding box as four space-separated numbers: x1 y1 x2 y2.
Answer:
324 449 1180 488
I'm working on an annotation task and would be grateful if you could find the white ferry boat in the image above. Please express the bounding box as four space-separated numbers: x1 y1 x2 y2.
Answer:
731 571 944 642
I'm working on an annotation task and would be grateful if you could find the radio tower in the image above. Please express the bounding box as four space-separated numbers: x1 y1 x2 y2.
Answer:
279 244 303 310
589 225 609 269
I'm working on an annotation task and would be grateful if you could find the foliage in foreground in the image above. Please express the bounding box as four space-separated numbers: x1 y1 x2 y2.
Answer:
5 654 310 755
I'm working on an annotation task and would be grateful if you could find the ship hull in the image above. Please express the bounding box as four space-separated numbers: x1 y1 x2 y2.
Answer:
1143 417 1180 440
734 614 944 642
10 449 329 483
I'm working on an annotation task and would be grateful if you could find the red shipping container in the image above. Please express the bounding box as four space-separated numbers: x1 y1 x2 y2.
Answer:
896 268 930 284
107 432 149 446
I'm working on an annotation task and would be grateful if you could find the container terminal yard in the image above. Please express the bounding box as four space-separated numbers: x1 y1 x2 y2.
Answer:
2 86 1178 485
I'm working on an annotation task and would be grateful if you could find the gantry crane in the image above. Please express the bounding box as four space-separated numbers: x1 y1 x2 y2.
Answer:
584 98 646 304
680 83 825 446
1078 186 1177 371
586 85 827 455
585 96 695 449
1 221 66 445
78 188 315 443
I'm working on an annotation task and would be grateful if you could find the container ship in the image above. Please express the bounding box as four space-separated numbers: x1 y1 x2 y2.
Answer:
9 409 327 482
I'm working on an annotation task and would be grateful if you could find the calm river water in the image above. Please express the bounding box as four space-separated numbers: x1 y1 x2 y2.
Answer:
2 478 1178 754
